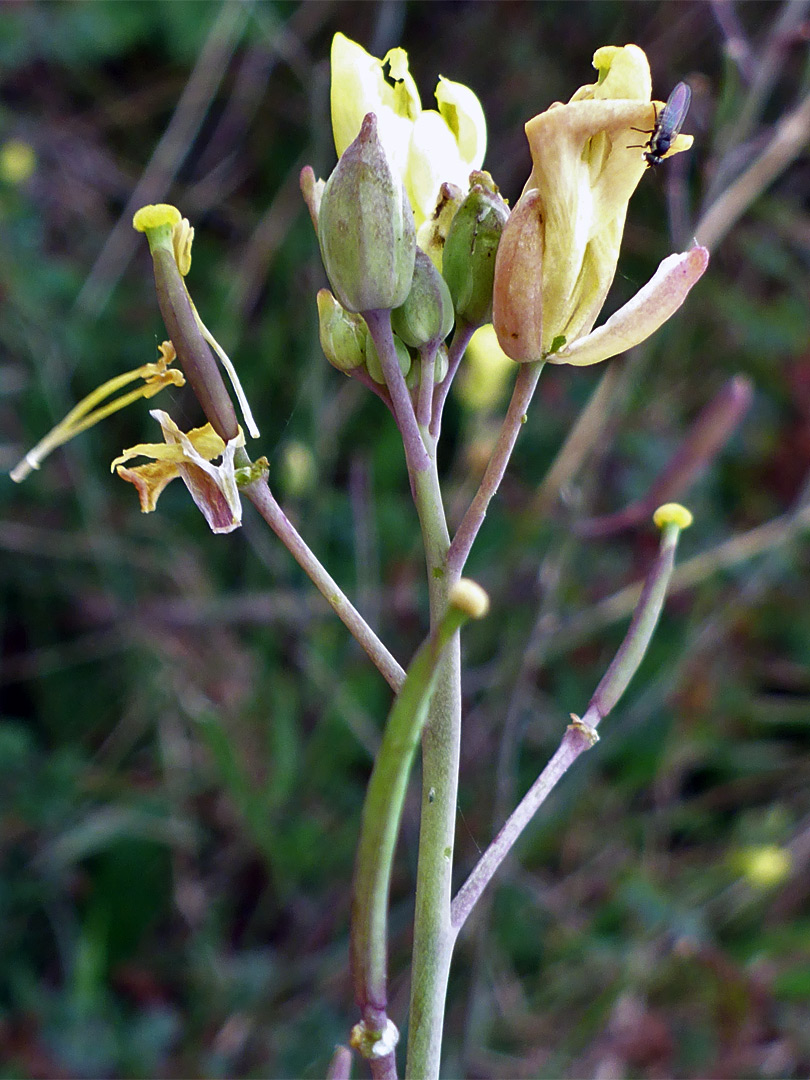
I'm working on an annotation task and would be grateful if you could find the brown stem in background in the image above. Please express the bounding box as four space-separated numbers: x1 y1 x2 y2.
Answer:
577 374 753 538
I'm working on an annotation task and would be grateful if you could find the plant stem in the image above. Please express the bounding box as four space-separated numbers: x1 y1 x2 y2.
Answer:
450 515 687 934
406 461 460 1080
451 720 597 935
430 319 476 440
242 478 405 693
448 359 544 574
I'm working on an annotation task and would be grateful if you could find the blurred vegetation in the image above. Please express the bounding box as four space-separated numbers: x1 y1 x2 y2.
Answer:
1 1 809 1077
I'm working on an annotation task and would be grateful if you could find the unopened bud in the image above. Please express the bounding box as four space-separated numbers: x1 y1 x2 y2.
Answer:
317 289 366 372
364 329 412 385
416 181 464 270
492 187 544 362
442 172 509 327
318 113 416 314
300 165 324 236
392 249 454 348
405 344 449 392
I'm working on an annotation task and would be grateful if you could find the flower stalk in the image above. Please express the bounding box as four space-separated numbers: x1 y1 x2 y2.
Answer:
450 504 693 935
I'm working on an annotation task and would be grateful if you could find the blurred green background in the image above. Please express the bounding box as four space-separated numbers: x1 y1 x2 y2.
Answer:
2 1 809 1076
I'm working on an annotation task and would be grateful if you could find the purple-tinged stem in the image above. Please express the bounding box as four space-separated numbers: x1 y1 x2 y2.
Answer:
364 309 430 474
430 319 476 439
417 342 438 430
450 515 686 934
243 478 405 693
578 375 752 538
326 1045 352 1080
450 721 596 934
448 359 544 574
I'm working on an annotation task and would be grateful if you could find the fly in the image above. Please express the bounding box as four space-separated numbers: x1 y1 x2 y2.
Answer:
629 81 692 167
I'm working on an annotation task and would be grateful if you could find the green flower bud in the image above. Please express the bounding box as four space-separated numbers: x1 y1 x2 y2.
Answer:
364 328 412 385
318 113 416 314
316 289 366 372
404 344 450 392
442 171 509 327
416 181 464 270
435 344 449 384
391 249 454 348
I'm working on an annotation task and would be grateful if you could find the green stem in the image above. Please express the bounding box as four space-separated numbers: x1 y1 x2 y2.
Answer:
351 600 471 1035
406 459 461 1080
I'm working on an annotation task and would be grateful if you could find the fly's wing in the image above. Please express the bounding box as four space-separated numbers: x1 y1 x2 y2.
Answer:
661 81 692 140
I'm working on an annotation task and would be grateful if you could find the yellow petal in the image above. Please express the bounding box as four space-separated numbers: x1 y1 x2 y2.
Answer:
456 325 515 410
116 460 181 512
406 110 468 226
524 97 657 349
592 44 651 101
548 246 709 366
435 75 487 168
330 33 418 168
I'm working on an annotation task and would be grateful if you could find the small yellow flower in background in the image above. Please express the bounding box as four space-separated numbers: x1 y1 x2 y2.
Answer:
113 409 245 534
493 44 705 364
279 440 317 497
456 325 515 412
736 845 792 889
330 32 486 228
0 139 36 185
9 343 185 483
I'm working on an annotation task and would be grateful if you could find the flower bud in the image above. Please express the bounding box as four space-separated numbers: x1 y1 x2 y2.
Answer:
405 344 449 392
492 188 544 362
316 289 367 372
416 181 464 270
391 249 454 348
441 172 509 327
318 113 416 314
364 329 412 385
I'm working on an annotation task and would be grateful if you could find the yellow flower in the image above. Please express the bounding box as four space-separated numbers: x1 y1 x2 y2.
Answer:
112 409 245 534
0 139 36 185
330 32 486 228
493 45 702 363
736 845 792 889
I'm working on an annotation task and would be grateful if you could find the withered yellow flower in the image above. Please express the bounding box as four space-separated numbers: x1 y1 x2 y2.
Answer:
494 45 701 363
113 409 245 534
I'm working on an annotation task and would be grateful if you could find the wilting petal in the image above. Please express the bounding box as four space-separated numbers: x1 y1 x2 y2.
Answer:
116 460 180 512
548 246 709 366
519 45 694 353
113 410 245 534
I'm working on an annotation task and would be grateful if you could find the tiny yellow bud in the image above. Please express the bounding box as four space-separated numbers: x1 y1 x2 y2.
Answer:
133 204 182 232
449 578 490 620
653 503 693 530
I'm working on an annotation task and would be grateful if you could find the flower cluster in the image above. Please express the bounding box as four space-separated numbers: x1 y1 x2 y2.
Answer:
311 35 707 402
10 34 709 535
